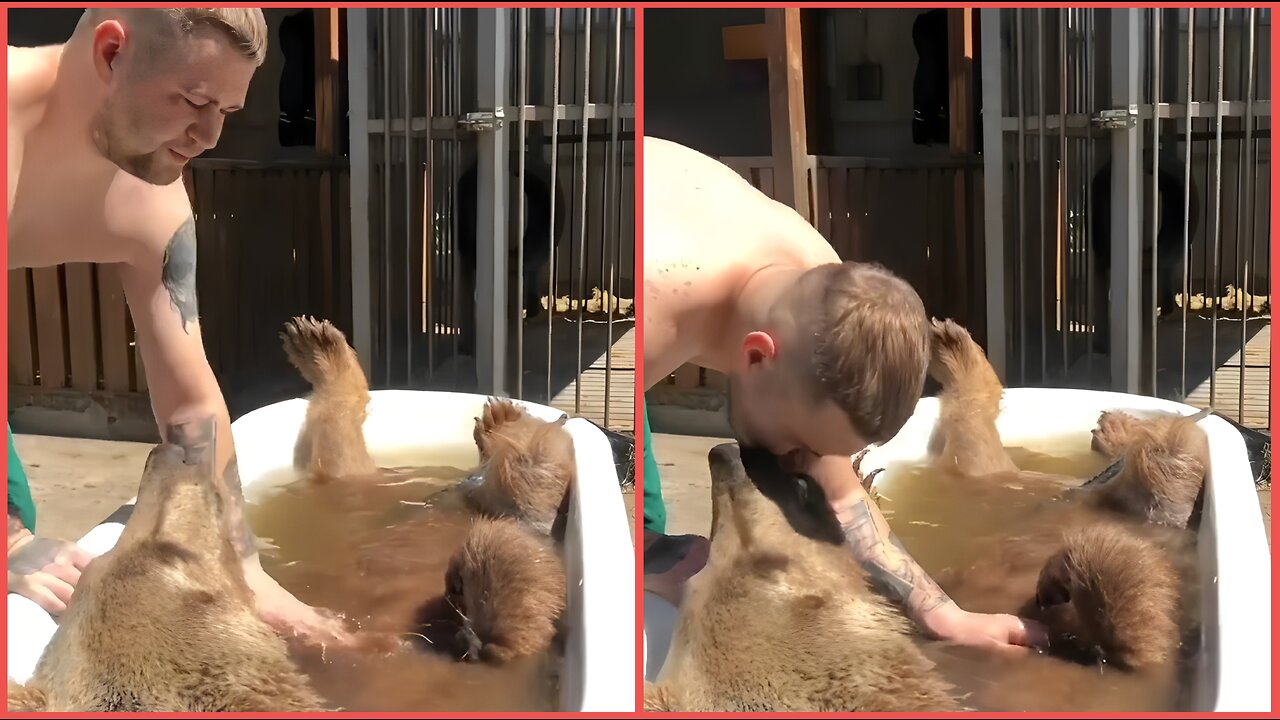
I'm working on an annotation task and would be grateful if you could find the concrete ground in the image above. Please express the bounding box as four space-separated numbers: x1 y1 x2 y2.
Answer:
12 434 151 542
648 432 1272 549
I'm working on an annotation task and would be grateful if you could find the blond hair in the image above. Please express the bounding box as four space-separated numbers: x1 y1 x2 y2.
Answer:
81 8 268 66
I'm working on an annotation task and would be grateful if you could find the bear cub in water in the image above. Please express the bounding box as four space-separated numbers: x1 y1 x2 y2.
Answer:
280 317 572 667
925 318 1206 672
8 436 326 712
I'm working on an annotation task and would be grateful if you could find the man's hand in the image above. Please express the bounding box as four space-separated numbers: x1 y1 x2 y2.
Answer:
816 452 1048 652
244 561 355 647
642 529 710 607
920 601 1049 653
8 533 94 616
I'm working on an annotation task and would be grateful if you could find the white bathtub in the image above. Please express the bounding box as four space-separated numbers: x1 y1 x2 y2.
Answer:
642 388 1271 712
9 390 636 712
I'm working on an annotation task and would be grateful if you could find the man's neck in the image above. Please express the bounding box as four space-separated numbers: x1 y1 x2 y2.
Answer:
25 39 106 168
707 265 807 372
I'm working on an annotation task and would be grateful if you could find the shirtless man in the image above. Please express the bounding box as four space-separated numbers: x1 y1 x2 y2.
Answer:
7 8 349 646
641 136 1047 651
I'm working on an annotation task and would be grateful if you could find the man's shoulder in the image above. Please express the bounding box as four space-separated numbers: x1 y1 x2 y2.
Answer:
110 178 194 260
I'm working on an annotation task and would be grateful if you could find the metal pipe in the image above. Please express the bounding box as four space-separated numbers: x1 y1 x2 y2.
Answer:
547 9 562 402
516 8 529 399
608 9 628 429
1237 9 1256 420
382 8 392 386
600 9 622 427
1150 9 1161 395
1037 9 1047 383
450 10 460 367
424 10 435 374
1084 8 1094 381
1180 9 1194 397
1015 11 1028 386
404 10 413 385
979 8 1008 381
1208 9 1225 406
1059 9 1068 378
575 9 592 415
346 9 373 379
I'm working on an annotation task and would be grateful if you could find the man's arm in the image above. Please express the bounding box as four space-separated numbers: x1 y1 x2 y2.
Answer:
116 212 256 562
809 454 1044 649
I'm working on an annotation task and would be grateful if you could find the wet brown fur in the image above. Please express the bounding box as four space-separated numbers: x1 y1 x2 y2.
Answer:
281 316 377 480
468 398 576 536
8 443 327 712
645 443 962 712
443 517 567 665
926 318 1204 672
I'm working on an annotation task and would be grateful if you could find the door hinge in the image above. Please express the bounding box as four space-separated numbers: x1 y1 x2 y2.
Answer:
1090 105 1138 130
457 109 506 132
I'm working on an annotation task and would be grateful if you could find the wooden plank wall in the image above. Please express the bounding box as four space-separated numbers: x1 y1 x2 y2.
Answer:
658 155 987 393
8 161 353 425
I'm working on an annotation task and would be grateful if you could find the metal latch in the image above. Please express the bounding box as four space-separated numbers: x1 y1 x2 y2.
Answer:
457 109 506 132
1090 105 1138 129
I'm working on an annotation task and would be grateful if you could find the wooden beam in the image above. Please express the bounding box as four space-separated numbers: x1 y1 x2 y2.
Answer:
947 8 976 154
722 23 766 61
765 8 810 222
314 8 341 156
947 9 976 331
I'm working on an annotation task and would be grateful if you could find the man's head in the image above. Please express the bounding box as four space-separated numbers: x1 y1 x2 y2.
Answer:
76 8 267 185
727 261 930 462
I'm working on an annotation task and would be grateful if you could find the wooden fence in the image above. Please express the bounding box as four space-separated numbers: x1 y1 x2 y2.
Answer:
655 154 987 394
9 159 352 438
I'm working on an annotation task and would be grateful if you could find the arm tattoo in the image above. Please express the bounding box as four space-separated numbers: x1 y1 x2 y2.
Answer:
840 497 952 616
161 215 199 334
163 418 257 560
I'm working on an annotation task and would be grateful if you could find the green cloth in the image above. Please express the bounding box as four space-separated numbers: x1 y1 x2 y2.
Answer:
642 400 666 534
8 424 37 532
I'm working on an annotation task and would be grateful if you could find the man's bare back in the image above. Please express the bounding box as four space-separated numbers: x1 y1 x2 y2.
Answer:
642 137 838 386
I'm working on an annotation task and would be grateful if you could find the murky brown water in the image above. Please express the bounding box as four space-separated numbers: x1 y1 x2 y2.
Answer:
246 463 563 712
874 436 1198 712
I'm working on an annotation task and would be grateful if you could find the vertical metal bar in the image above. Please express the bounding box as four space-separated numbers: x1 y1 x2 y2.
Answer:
1015 11 1028 386
516 8 528 400
1037 9 1047 382
347 9 373 380
1150 10 1161 396
424 10 435 373
1239 9 1257 419
1059 9 1068 378
1084 8 1094 380
1208 9 1226 407
980 8 1008 381
1180 9 1194 398
450 10 460 367
403 10 413 385
1110 8 1142 393
476 8 510 396
381 8 392 385
603 8 622 429
575 9 592 415
547 9 562 402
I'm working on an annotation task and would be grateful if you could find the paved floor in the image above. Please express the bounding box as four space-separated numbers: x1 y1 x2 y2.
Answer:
12 434 151 542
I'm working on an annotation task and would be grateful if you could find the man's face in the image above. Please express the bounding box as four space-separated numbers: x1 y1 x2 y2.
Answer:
727 368 865 467
92 28 254 185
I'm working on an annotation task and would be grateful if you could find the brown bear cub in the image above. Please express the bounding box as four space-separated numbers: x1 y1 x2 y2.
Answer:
466 397 576 536
435 398 578 664
925 318 1204 671
8 437 327 712
443 517 568 664
645 443 963 712
281 315 377 480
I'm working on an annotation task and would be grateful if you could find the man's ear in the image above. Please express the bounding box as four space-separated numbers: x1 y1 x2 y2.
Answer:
740 331 777 369
91 19 128 85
